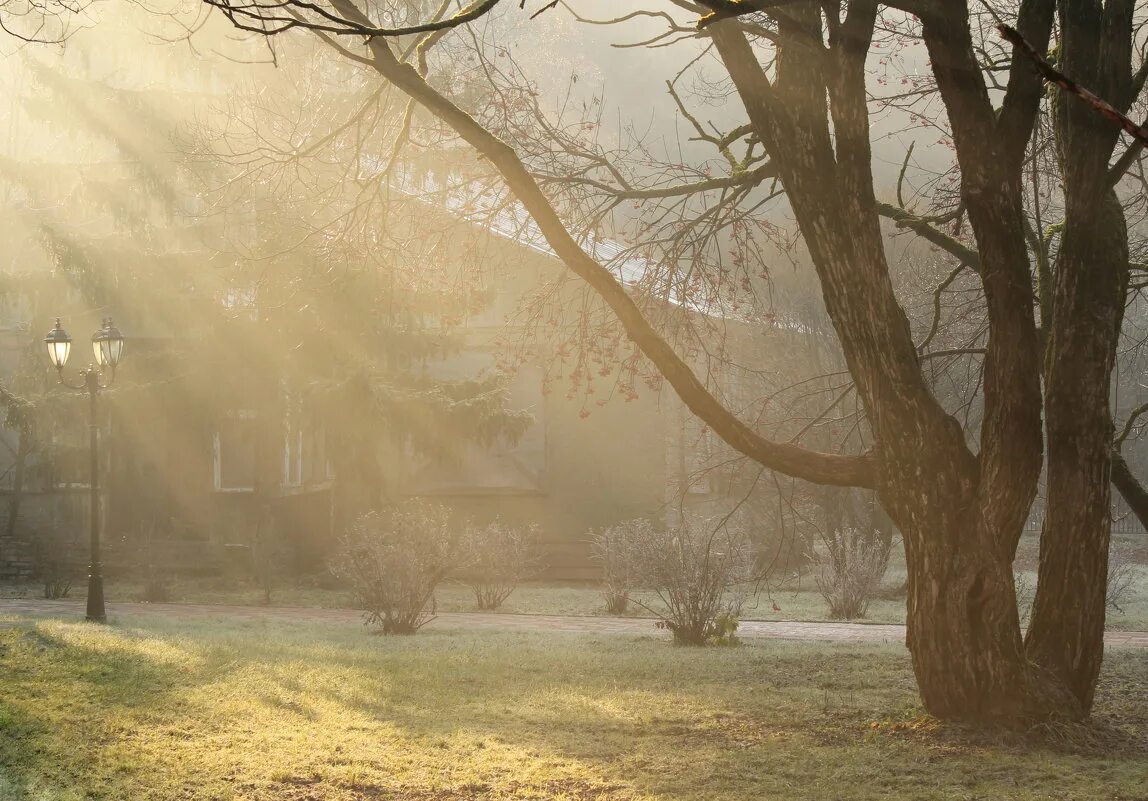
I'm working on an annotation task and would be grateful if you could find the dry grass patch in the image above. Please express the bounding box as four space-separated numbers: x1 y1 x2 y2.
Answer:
0 613 1144 800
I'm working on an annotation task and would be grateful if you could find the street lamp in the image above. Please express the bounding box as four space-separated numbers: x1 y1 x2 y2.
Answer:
44 317 125 624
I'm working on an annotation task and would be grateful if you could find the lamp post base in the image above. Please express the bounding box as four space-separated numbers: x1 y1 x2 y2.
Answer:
85 567 106 623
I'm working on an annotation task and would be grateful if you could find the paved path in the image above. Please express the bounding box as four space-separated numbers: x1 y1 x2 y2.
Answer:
3 598 1147 648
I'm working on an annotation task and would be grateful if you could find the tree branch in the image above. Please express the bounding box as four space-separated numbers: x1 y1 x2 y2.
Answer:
203 0 504 38
537 161 777 201
317 0 875 489
1111 449 1148 534
998 22 1148 149
876 202 981 272
994 0 1055 171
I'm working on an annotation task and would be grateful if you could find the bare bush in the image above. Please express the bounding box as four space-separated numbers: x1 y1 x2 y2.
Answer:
612 516 754 645
810 527 892 620
1015 545 1137 617
252 509 280 606
1107 546 1138 614
330 501 461 634
34 527 72 600
460 518 541 610
138 519 171 603
589 524 638 614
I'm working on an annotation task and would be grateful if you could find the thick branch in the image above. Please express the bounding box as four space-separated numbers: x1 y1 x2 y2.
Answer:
999 23 1148 147
995 0 1055 170
204 0 503 38
876 202 981 272
923 3 1044 544
538 161 777 201
1111 450 1148 533
320 0 874 488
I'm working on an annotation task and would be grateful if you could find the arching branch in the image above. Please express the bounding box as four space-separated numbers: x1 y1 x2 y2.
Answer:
312 0 877 489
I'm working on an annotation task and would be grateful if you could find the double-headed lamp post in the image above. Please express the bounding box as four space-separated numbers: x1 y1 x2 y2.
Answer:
44 317 125 624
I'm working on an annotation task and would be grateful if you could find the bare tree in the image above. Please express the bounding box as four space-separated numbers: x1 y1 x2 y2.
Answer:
0 0 82 43
192 0 1148 725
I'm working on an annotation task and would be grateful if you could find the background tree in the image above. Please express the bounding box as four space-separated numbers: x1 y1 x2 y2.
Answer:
0 13 531 584
188 0 1148 725
0 0 78 43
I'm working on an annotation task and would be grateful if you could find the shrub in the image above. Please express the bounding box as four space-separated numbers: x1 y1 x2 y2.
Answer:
330 501 461 634
1015 544 1136 617
41 567 72 599
1106 545 1138 614
810 527 892 620
460 518 541 610
137 520 171 603
589 524 637 614
34 528 73 600
611 516 754 645
141 572 172 603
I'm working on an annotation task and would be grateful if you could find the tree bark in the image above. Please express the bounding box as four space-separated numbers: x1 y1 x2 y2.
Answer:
713 7 1052 722
903 499 1034 722
1027 192 1128 715
1023 0 1134 716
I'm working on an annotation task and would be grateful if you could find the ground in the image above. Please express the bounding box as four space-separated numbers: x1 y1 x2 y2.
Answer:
5 562 1145 630
10 533 1145 631
0 609 1145 801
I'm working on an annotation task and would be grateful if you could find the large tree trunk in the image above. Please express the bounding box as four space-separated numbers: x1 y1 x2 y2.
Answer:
311 0 1085 726
713 7 1052 723
878 429 1046 721
902 502 1032 722
1023 0 1134 716
1026 190 1128 715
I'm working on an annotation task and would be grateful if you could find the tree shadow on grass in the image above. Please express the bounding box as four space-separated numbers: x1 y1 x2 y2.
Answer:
0 620 257 800
289 630 1148 800
1 618 1145 801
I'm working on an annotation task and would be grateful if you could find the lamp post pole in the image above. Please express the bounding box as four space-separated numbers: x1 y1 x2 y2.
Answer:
44 318 125 624
85 367 104 623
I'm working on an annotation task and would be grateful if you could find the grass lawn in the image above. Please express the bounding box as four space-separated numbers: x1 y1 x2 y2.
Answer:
93 576 914 623
11 563 1144 631
0 613 1145 800
0 575 922 627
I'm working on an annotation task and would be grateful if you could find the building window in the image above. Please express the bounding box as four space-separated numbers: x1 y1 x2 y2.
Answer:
214 412 256 492
282 425 302 487
302 424 333 485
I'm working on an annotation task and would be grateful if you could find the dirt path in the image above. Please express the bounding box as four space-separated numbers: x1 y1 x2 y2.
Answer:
4 597 1147 647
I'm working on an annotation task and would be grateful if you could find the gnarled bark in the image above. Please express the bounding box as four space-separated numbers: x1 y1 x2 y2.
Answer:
1023 0 1134 717
902 494 1031 722
1026 193 1126 715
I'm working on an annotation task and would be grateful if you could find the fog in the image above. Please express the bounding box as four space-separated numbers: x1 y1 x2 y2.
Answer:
0 0 1145 576
0 2 1147 794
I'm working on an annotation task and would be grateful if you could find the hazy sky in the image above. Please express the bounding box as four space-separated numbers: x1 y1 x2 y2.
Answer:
491 1 954 196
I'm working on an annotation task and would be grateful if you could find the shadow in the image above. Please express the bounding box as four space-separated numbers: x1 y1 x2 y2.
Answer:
1 617 1145 800
0 618 261 799
281 630 1140 799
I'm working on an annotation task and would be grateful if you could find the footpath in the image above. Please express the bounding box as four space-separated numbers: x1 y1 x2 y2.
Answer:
4 597 1148 647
